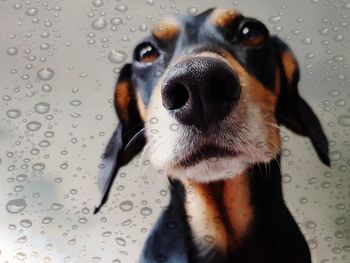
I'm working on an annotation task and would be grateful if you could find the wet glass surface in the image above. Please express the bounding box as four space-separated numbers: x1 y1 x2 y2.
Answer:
0 0 349 262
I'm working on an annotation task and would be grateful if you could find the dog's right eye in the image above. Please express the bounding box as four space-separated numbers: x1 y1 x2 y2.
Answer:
135 43 160 64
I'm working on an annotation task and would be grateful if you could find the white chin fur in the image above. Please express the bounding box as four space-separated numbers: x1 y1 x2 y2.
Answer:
151 154 250 183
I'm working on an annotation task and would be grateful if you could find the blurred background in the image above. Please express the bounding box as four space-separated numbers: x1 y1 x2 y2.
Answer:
0 0 349 262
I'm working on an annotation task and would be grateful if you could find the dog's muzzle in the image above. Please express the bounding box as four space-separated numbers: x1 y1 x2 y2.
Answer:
161 57 240 128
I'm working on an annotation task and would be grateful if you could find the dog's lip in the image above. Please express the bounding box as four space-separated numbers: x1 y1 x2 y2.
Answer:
176 144 238 168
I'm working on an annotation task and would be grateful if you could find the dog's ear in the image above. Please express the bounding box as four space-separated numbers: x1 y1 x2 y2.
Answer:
94 64 146 214
272 37 330 166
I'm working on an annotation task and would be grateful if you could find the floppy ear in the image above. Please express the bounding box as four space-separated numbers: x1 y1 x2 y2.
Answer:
272 37 330 166
94 64 146 214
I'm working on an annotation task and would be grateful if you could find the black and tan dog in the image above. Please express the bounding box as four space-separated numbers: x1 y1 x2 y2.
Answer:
94 8 330 263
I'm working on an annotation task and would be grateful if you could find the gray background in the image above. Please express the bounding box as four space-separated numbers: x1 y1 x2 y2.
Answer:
0 0 349 262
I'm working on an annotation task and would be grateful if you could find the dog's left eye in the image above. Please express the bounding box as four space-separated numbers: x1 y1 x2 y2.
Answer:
238 20 269 46
135 43 160 63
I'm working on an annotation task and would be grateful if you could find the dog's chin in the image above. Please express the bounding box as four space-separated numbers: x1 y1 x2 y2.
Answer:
164 156 249 183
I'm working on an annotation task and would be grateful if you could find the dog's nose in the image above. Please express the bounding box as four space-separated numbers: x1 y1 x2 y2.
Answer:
161 57 240 128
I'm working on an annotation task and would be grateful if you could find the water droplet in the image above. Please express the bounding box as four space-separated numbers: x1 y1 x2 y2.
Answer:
334 34 344 42
291 29 301 35
115 237 126 246
338 115 350 126
269 16 282 24
306 220 317 229
121 219 132 226
32 162 45 171
51 203 64 210
6 198 27 214
39 140 51 147
37 67 55 81
78 217 87 224
344 3 350 9
319 27 329 35
25 7 38 16
16 252 27 261
70 100 82 106
17 235 27 243
335 216 346 225
335 231 344 239
16 174 28 182
42 217 54 224
92 0 104 7
6 109 21 119
140 207 153 216
82 207 90 214
3 95 11 101
40 43 50 50
302 37 312 45
34 102 50 114
92 18 107 30
108 50 127 63
299 197 308 204
110 17 122 26
139 24 148 32
44 131 55 138
26 121 41 131
102 231 112 237
321 181 331 188
308 239 318 249
42 84 52 92
20 219 32 228
335 99 346 107
119 200 134 211
116 5 128 12
329 151 341 161
335 203 345 210
147 0 155 5
13 3 22 9
305 52 315 60
7 47 18 55
187 7 198 15
95 114 103 120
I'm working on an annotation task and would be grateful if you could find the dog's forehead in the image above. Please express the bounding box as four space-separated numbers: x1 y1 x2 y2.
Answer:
151 8 242 42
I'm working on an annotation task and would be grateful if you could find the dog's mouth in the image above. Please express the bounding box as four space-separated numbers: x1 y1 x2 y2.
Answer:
176 143 239 168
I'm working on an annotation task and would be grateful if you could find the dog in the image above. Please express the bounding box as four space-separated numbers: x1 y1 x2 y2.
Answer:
93 8 330 263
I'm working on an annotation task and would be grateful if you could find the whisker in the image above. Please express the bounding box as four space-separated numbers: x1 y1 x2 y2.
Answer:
124 127 149 150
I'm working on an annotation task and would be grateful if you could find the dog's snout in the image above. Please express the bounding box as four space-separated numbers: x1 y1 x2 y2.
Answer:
161 57 240 127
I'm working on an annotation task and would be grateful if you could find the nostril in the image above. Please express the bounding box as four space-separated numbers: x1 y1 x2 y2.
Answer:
162 83 189 110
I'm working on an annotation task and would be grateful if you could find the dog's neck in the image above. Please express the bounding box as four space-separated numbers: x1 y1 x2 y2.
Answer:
181 170 253 258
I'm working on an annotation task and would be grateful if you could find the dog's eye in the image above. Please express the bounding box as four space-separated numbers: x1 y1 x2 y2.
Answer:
135 43 160 63
238 20 268 46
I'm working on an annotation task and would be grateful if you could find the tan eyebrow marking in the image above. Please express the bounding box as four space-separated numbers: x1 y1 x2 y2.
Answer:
210 8 241 28
152 17 180 41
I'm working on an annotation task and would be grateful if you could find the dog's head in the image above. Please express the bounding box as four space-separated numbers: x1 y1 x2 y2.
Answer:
94 8 329 212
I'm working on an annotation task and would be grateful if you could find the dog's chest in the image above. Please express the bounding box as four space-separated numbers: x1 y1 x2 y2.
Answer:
182 172 253 259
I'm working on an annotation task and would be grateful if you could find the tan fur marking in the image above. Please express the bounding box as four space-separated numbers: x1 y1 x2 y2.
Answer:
223 172 253 244
115 81 131 123
183 179 228 256
210 8 240 28
221 51 281 154
281 51 297 85
152 18 180 41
